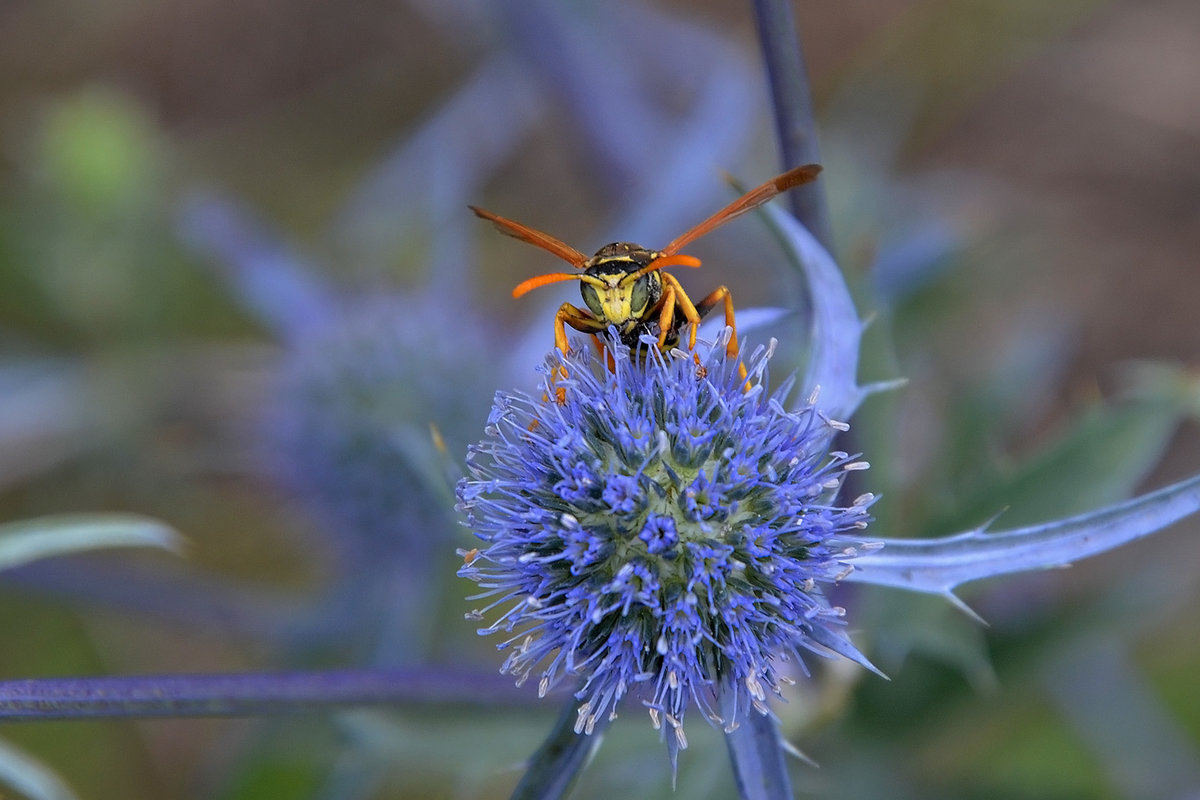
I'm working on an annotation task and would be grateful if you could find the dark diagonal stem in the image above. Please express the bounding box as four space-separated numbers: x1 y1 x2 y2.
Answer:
510 692 610 800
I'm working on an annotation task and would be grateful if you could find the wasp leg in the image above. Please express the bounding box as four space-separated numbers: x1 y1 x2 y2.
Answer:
652 283 678 349
554 303 604 351
693 285 748 386
550 303 607 403
658 273 703 349
658 273 739 381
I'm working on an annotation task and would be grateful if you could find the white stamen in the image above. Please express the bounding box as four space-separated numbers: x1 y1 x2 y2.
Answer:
574 703 591 734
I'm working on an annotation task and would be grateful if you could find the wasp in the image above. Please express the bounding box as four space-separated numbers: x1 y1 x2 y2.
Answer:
471 164 821 398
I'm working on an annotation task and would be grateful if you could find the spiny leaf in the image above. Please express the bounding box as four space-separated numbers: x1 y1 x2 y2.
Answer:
846 471 1200 604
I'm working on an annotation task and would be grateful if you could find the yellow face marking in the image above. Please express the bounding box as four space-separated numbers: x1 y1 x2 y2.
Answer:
580 273 638 325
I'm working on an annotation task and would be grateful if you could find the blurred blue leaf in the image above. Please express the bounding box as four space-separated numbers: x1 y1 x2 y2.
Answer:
0 361 91 488
870 218 965 305
603 2 758 245
1042 636 1200 797
0 738 80 800
177 191 337 341
0 514 183 571
329 54 544 283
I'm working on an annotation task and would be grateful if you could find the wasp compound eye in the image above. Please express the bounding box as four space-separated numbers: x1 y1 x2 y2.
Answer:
580 281 604 318
629 275 653 318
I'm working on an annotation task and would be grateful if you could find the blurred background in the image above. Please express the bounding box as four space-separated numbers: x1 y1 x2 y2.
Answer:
0 0 1198 798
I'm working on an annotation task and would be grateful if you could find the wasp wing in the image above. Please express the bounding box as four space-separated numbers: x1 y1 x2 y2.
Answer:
470 206 590 268
660 164 822 256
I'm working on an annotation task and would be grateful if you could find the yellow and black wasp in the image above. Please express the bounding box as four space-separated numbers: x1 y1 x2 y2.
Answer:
471 164 821 396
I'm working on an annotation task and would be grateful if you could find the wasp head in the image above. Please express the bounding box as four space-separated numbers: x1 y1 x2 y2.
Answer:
577 244 663 335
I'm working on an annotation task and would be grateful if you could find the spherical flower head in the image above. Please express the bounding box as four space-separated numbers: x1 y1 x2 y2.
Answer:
457 333 877 755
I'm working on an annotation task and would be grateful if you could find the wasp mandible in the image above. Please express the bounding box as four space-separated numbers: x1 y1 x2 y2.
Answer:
471 164 822 394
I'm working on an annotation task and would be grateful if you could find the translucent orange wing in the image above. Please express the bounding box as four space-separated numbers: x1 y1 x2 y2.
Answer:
470 206 589 268
660 164 823 256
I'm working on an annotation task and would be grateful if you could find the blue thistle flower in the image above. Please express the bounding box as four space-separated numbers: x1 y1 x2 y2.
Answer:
457 334 879 759
270 294 494 561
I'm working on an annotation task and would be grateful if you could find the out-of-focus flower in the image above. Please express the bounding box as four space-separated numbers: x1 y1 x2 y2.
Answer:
458 333 880 763
270 293 494 562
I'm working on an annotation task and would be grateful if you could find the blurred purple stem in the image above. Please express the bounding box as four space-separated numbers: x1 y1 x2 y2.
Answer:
752 0 835 253
0 668 530 720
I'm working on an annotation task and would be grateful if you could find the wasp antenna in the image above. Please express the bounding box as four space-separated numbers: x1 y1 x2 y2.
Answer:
470 205 590 268
512 272 583 299
635 253 703 279
771 163 823 192
660 164 823 256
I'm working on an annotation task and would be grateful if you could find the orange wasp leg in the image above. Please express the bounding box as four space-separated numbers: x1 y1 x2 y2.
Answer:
657 273 720 378
692 285 749 387
657 273 703 350
656 274 748 385
549 303 608 404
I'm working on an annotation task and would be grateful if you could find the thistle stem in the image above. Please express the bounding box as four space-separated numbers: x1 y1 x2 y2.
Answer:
722 676 796 800
510 693 610 800
752 0 835 253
